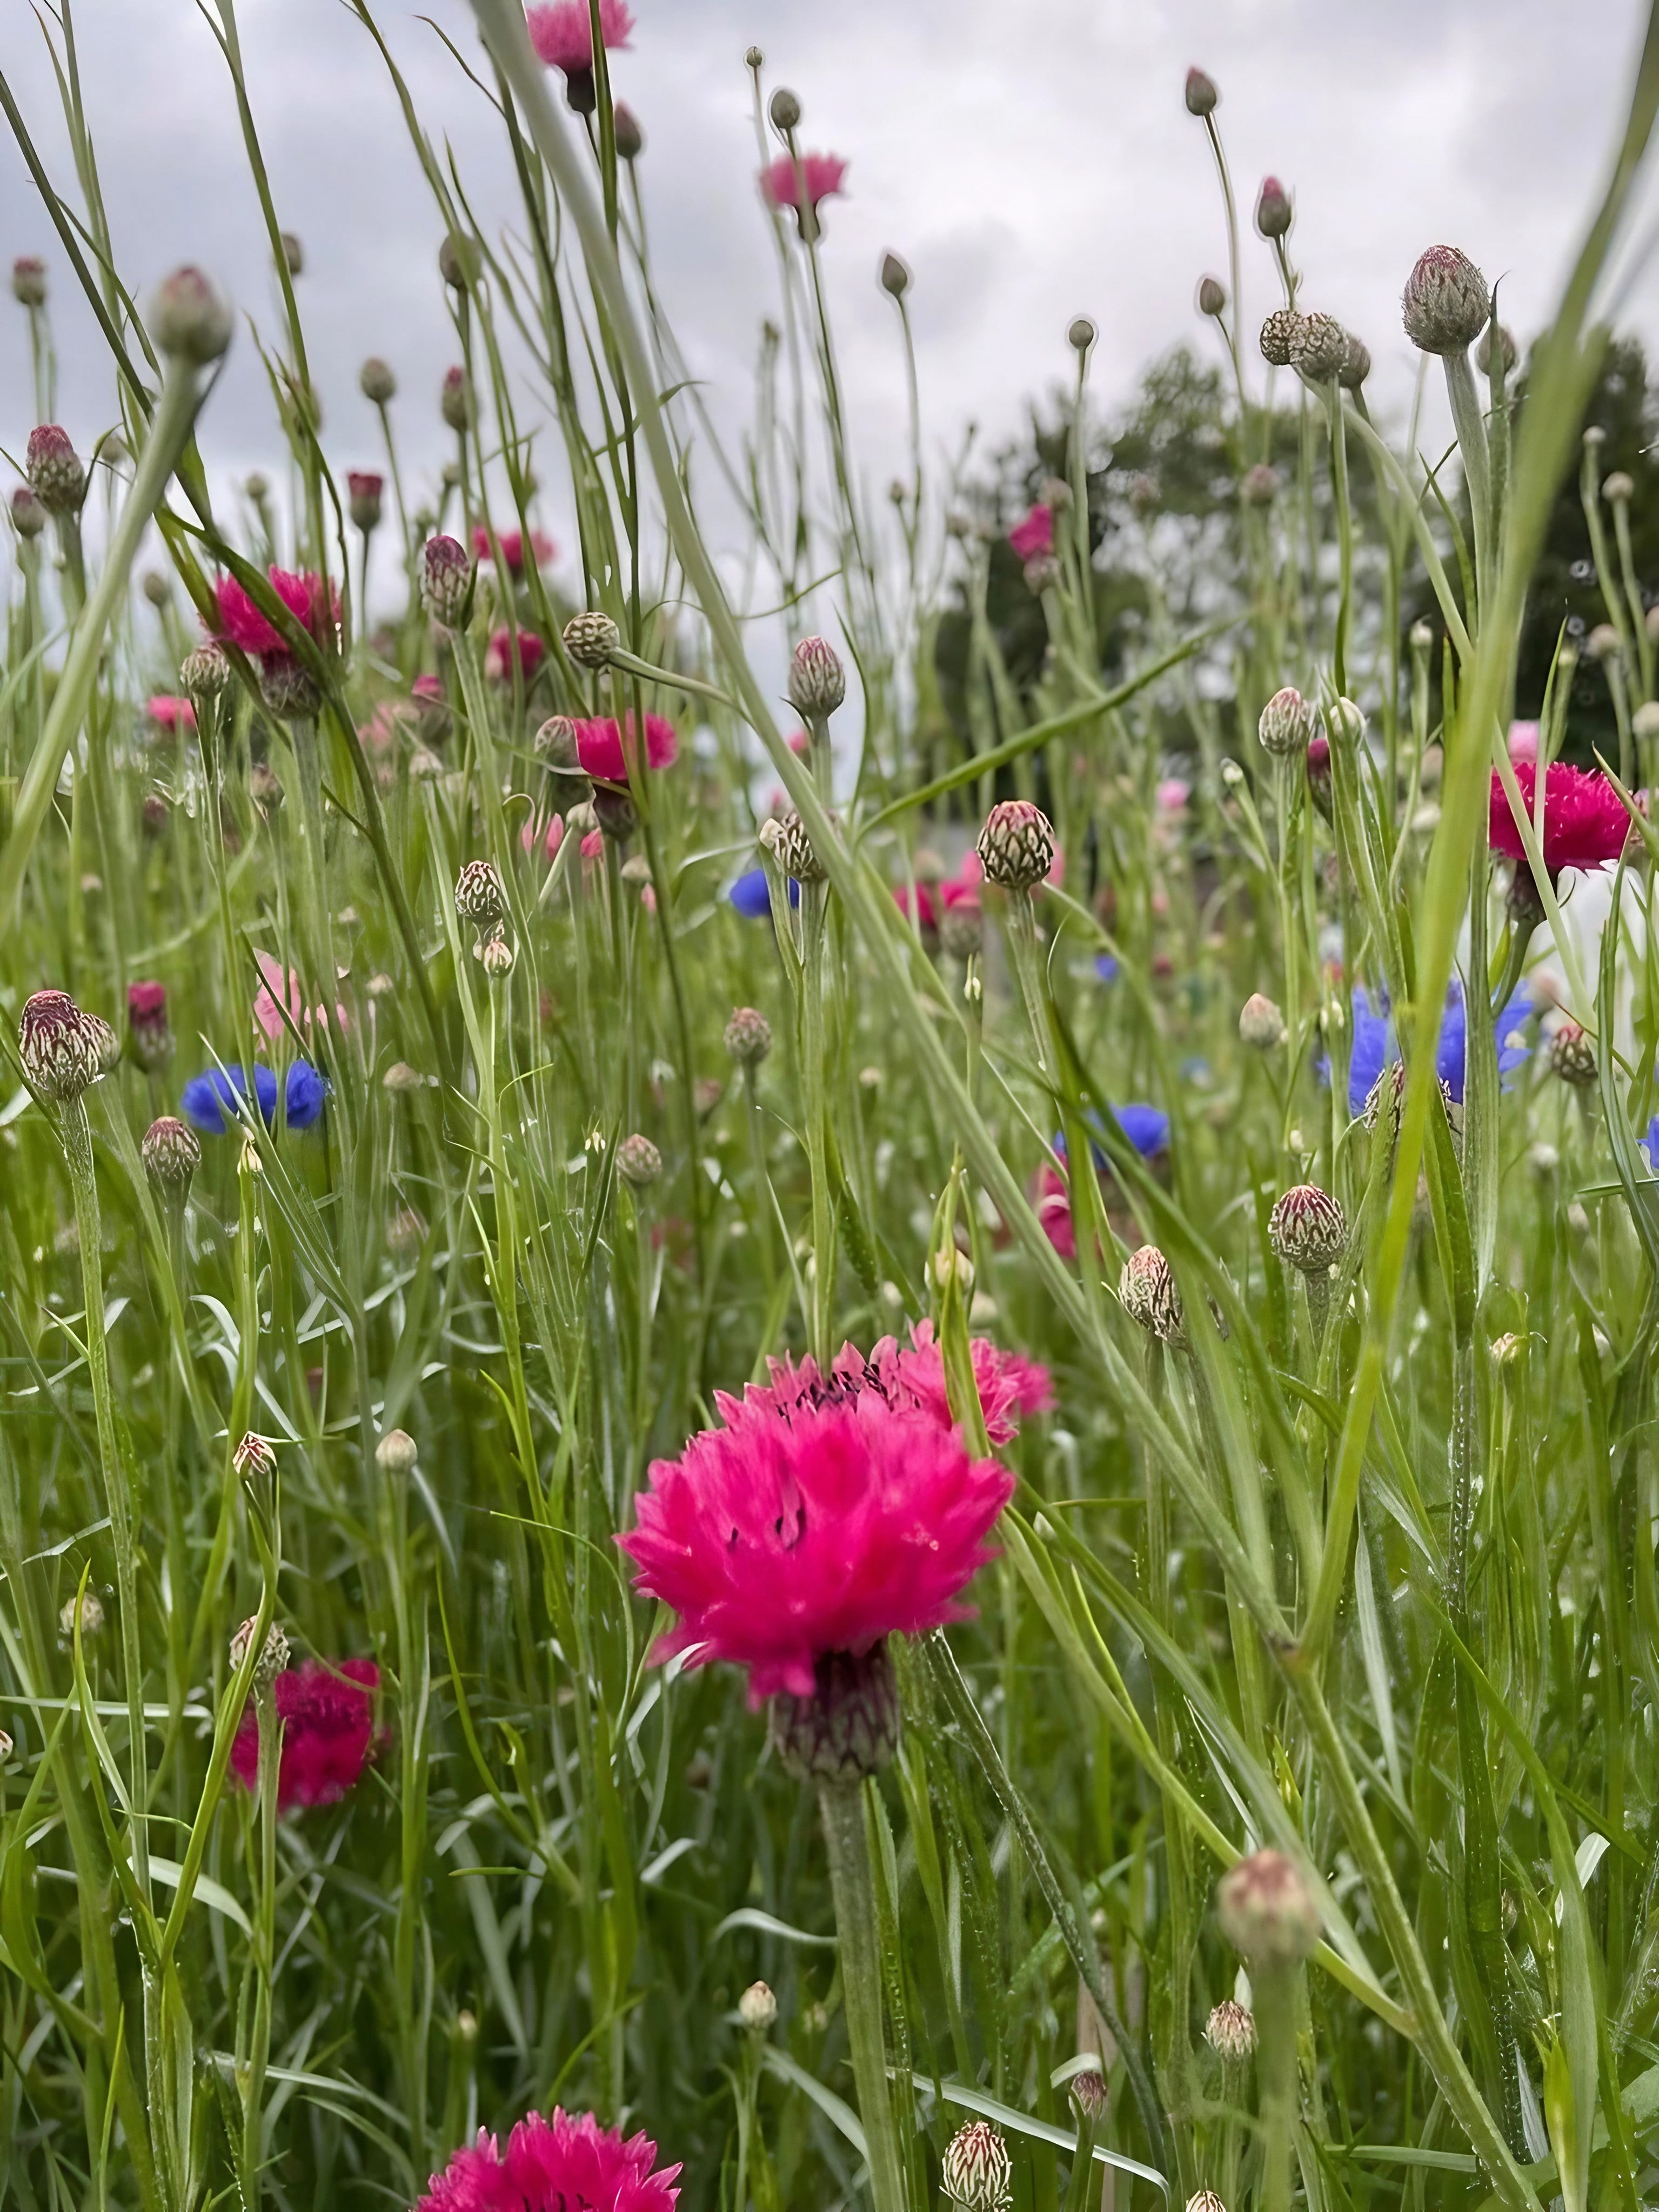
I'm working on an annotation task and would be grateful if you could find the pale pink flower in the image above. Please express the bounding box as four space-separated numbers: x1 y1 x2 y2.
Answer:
761 152 847 215
520 810 565 862
1507 720 1540 764
1156 778 1191 813
252 951 350 1045
146 694 196 735
526 0 634 76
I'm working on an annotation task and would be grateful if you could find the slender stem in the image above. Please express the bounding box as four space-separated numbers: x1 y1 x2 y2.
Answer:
1253 1960 1298 2212
816 1777 906 2212
800 884 836 1364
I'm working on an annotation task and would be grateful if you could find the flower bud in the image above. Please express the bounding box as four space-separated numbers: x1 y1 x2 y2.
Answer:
11 254 46 307
1197 275 1227 318
537 715 584 769
1401 245 1489 356
1258 309 1303 368
1184 67 1218 115
1205 1999 1256 2060
1291 311 1348 380
614 102 644 160
61 1591 104 1639
1631 701 1659 743
745 45 764 69
1216 1848 1320 1967
939 900 984 962
150 265 233 365
725 1007 772 1065
1603 471 1635 504
1327 697 1366 748
1257 685 1316 759
26 425 84 515
1254 176 1292 239
1188 2194 1227 2212
479 931 516 980
618 1132 663 1187
1269 1184 1346 1276
738 1980 778 2033
941 2120 1013 2212
1069 2067 1107 2122
762 808 827 884
142 1115 201 1194
455 858 506 930
0 1727 12 1765
279 231 304 277
1239 462 1279 507
1340 335 1372 390
768 86 801 132
348 470 383 533
1239 993 1286 1051
440 365 472 432
438 232 480 290
788 635 845 716
1587 622 1622 662
18 989 103 1102
422 534 471 626
230 1616 290 1683
593 784 637 840
1120 1246 1184 1344
233 1433 277 1481
932 1245 974 1297
11 485 48 539
1549 1021 1597 1087
1475 323 1516 378
563 610 620 668
1068 316 1097 355
126 980 173 1071
976 798 1054 891
360 356 397 404
1409 619 1434 654
376 1427 419 1474
1306 735 1332 820
879 250 911 298
383 1062 425 1095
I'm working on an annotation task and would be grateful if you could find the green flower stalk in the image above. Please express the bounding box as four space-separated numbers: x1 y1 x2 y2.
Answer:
1216 1852 1319 2212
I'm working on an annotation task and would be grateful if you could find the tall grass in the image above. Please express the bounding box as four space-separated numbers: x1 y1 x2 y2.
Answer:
2 5 1659 2212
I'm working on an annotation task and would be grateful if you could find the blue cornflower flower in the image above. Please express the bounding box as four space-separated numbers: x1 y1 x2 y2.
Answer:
1094 954 1120 984
1336 983 1534 1117
729 867 798 917
283 1061 329 1130
181 1060 327 1134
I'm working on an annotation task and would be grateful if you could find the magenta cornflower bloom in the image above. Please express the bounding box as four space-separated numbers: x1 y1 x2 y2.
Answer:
577 711 678 781
527 0 634 74
416 2108 679 2212
1008 505 1054 562
734 1324 1049 1449
761 152 848 217
230 1659 378 1811
126 980 173 1071
484 627 546 683
472 524 557 574
212 567 337 657
146 694 196 735
1489 760 1630 875
619 1391 1012 1706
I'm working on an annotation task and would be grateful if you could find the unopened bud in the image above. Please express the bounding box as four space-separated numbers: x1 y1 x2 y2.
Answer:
537 715 583 769
1475 323 1516 378
142 1115 201 1194
280 231 304 277
438 232 480 290
617 1132 663 1187
422 534 471 626
879 251 911 299
455 858 506 929
738 1980 778 2032
11 254 46 307
941 2120 1013 2212
376 1428 419 1474
1205 1999 1256 2060
1549 1021 1597 1087
788 635 845 716
230 1615 290 1683
976 799 1054 891
233 1433 277 1481
1216 1848 1320 1967
563 609 620 668
1259 308 1303 368
150 265 233 365
440 365 473 432
725 1007 772 1065
1197 275 1227 318
11 485 48 539
1257 685 1317 759
1402 244 1489 356
1339 336 1372 390
768 86 801 132
1068 316 1097 355
1291 311 1348 380
1587 623 1622 662
1184 67 1218 116
61 1591 104 1639
18 989 103 1102
479 930 516 980
1069 2067 1107 2122
614 102 644 160
26 425 84 515
1254 176 1292 239
1239 993 1286 1050
1269 1184 1346 1276
360 356 398 404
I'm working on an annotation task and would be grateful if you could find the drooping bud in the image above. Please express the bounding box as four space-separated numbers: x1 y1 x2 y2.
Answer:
1401 245 1489 356
1120 1246 1185 1345
975 798 1055 891
1216 1848 1320 1967
1254 176 1292 239
563 609 620 668
1258 308 1303 368
421 534 471 626
762 809 827 884
229 1615 290 1683
1205 1999 1257 2060
1339 335 1372 390
375 1428 419 1474
11 254 46 307
1239 993 1286 1050
440 365 473 432
26 425 85 515
454 858 506 932
725 1007 773 1066
150 265 233 365
360 356 398 405
1068 316 1097 355
613 103 644 160
788 635 846 717
1291 312 1348 380
879 250 911 299
18 989 103 1102
233 1433 278 1482
770 1641 901 1781
768 86 801 132
1269 1184 1347 1277
1184 67 1218 116
617 1132 663 1187
1197 275 1227 318
738 1980 778 2033
1257 686 1317 759
1549 1022 1597 1087
126 980 173 1071
941 2119 1014 2212
142 1115 201 1194
347 470 384 533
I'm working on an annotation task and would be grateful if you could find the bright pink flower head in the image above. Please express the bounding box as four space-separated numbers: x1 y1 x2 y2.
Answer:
1507 720 1539 765
894 880 939 931
527 0 634 75
1008 505 1054 562
418 2108 679 2212
761 152 848 215
252 950 349 1044
128 980 168 1025
1156 777 1191 814
620 1393 1013 1704
146 694 196 734
577 711 678 781
484 627 546 683
412 673 444 704
738 1323 1051 1448
1489 760 1630 874
521 809 566 861
213 568 338 658
230 1659 378 1811
472 524 557 574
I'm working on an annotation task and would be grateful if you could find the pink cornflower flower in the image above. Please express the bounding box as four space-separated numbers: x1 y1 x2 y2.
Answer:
1507 720 1539 764
894 880 939 933
577 711 678 781
619 1392 1012 1705
146 694 196 735
527 0 633 75
735 1323 1051 1447
580 828 605 862
520 810 565 862
252 950 350 1045
1008 505 1054 563
1033 1164 1076 1261
212 567 338 658
484 627 546 683
1489 760 1630 875
417 2108 679 2212
1156 777 1191 814
761 152 847 216
412 673 444 704
230 1659 378 1811
472 524 557 574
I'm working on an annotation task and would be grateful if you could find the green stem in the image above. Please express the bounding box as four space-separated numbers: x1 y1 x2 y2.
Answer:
816 1777 907 2212
1253 1960 1298 2212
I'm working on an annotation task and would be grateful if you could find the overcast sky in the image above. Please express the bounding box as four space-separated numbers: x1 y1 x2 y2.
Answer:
3 0 1656 589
